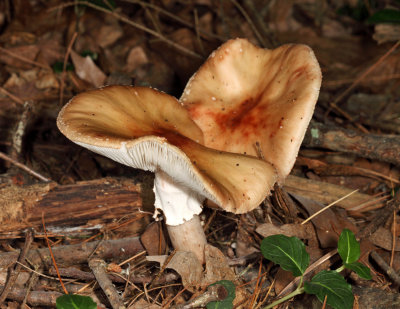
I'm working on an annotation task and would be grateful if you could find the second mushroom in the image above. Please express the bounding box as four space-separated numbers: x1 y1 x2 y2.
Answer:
57 38 322 264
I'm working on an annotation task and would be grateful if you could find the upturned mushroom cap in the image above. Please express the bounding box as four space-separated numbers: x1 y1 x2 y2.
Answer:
180 38 322 180
57 86 277 223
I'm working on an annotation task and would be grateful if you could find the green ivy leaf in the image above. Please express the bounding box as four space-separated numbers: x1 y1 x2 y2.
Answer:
261 234 309 277
338 229 360 264
304 270 354 309
56 294 97 309
367 9 400 24
345 261 372 280
206 280 236 309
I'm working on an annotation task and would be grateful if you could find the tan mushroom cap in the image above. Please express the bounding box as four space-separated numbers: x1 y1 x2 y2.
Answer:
180 38 322 180
57 86 277 214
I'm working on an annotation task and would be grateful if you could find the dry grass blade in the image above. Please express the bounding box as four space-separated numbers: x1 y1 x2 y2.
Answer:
301 189 359 225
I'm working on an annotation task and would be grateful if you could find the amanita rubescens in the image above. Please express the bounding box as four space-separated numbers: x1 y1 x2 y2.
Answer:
57 38 322 264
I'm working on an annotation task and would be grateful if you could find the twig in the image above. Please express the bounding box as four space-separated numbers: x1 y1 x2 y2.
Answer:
370 251 400 286
0 47 51 70
149 250 176 288
303 121 400 166
324 73 400 87
325 40 400 116
0 86 24 105
42 213 68 295
10 101 32 160
0 237 144 269
0 151 51 182
50 2 203 60
249 258 264 308
89 258 126 309
0 285 62 307
118 250 146 267
193 8 206 56
242 0 276 47
357 189 400 240
230 0 266 47
59 31 77 106
122 0 224 41
21 264 39 308
0 230 33 304
172 284 228 309
390 210 396 268
162 287 187 309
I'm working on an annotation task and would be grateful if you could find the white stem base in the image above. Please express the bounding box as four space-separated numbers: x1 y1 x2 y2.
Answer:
167 215 207 264
153 171 203 226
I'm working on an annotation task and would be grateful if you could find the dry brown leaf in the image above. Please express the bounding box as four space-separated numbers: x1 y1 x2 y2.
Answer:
70 50 107 87
129 299 161 309
256 222 311 240
373 24 400 45
97 24 123 48
146 245 239 293
125 46 149 72
236 225 258 257
370 227 400 252
285 175 385 211
291 194 357 248
165 251 203 292
140 222 166 256
203 245 237 286
35 72 59 89
0 45 39 69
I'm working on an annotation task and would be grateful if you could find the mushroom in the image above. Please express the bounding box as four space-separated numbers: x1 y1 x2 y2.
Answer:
57 86 276 264
181 38 322 181
57 38 321 264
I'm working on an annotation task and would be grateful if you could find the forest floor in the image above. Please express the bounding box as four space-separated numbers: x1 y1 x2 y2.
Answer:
0 0 400 308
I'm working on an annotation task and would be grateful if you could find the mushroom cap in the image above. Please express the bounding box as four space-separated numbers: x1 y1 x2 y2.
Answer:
57 86 276 216
180 38 322 180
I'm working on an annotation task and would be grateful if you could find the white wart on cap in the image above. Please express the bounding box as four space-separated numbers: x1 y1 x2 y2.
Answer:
57 86 277 224
180 38 322 180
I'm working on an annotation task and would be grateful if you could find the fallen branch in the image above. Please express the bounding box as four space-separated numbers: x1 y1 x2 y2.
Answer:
0 177 145 235
370 251 400 286
89 258 126 309
0 237 144 269
0 285 62 307
303 121 400 166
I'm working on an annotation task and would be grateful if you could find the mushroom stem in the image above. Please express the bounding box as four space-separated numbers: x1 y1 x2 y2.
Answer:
153 171 207 264
167 215 207 264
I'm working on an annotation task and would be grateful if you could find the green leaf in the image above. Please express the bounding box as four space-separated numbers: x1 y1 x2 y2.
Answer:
338 229 360 264
52 62 74 73
261 234 309 277
304 270 354 309
345 262 372 280
368 9 400 24
81 50 98 61
206 280 236 309
56 294 97 309
88 0 116 9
